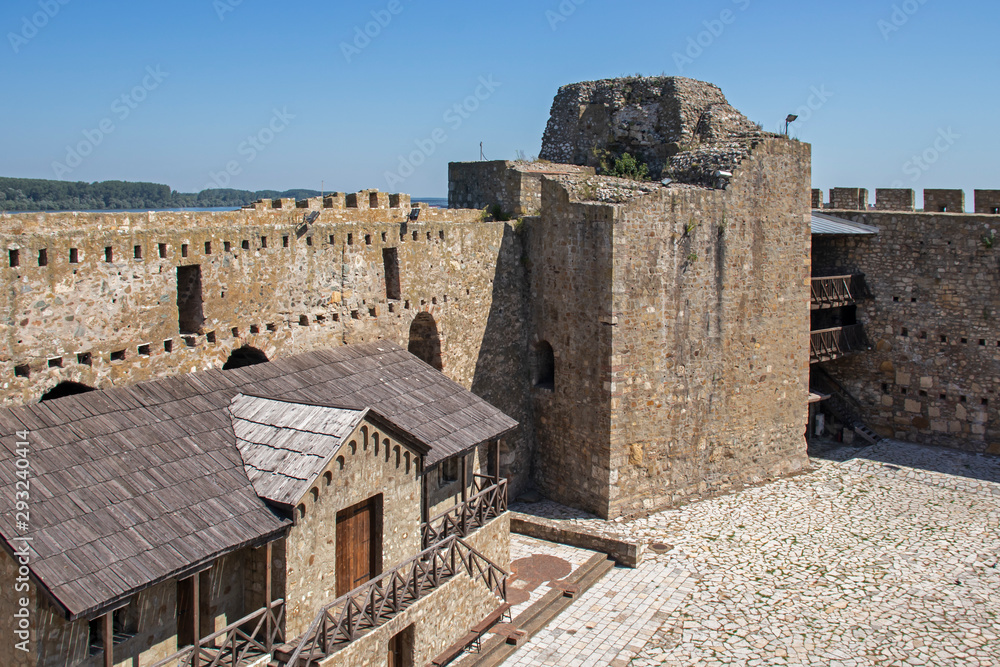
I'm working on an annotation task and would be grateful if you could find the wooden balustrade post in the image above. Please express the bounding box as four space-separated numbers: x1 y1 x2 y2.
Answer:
264 541 273 651
460 454 468 536
103 611 113 667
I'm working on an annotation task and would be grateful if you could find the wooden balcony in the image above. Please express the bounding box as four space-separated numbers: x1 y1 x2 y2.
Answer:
422 477 508 548
281 535 507 666
149 599 285 667
811 274 866 310
810 324 870 363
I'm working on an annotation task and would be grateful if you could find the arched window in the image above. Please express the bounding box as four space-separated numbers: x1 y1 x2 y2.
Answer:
408 313 443 371
40 382 96 402
534 341 555 389
222 346 268 370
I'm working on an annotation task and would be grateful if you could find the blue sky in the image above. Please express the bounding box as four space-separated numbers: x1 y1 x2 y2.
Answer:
1 0 996 203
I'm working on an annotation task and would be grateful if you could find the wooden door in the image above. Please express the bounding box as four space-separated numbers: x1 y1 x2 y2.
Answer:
336 497 380 597
387 630 404 667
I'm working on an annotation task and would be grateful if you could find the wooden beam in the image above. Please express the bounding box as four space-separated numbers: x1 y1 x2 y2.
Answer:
494 439 501 483
191 573 201 667
103 611 113 667
461 454 468 535
264 541 273 651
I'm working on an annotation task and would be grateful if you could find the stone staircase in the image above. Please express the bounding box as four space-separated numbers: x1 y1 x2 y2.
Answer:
453 552 616 667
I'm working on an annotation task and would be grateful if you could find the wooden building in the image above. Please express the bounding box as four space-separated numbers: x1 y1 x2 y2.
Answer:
0 342 515 666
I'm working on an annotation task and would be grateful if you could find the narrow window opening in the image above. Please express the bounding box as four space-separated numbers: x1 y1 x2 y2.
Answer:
110 350 126 362
250 324 260 334
370 192 379 208
534 341 555 389
181 244 188 258
282 236 290 248
329 234 335 245
960 396 968 403
901 328 908 337
241 240 250 250
383 248 400 300
412 231 418 241
369 307 377 318
204 241 212 254
8 249 19 268
940 335 948 343
183 336 196 348
231 327 240 338
176 265 205 335
266 323 277 332
38 249 47 267
961 338 968 344
224 241 232 253
306 236 313 246
381 232 387 242
347 233 354 246
14 364 29 378
137 344 151 357
69 248 79 264
206 331 216 344
982 398 989 406
365 234 372 245
351 310 359 320
158 243 167 259
261 236 268 248
299 315 309 326
48 357 62 368
77 352 92 366
980 339 987 346
439 230 445 240
408 312 443 371
134 245 142 260
426 232 432 241
164 339 173 353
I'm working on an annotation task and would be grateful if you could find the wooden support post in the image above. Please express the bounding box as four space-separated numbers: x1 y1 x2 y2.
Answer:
191 574 201 667
460 454 468 536
265 541 273 651
103 611 113 667
494 439 501 483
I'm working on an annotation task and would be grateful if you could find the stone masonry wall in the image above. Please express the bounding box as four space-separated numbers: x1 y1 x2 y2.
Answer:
284 418 422 639
974 190 1000 215
608 138 812 518
830 188 868 211
448 161 594 218
924 189 965 213
0 197 533 495
875 189 915 211
524 182 617 518
813 210 1000 454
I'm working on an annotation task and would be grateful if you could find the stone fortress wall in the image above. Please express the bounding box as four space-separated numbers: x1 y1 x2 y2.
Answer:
1 75 825 520
0 193 535 493
453 76 814 518
811 187 1000 454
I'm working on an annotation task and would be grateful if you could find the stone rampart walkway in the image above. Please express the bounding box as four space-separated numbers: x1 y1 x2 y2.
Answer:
505 441 1000 666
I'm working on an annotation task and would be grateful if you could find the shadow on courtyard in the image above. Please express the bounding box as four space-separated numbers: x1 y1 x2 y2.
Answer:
811 438 1000 486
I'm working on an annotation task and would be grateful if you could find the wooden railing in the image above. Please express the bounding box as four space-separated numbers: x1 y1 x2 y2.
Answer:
810 324 869 363
149 599 285 667
422 479 508 548
811 274 866 309
283 536 506 666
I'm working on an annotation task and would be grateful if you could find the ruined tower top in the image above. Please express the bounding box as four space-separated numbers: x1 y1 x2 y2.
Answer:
539 76 767 187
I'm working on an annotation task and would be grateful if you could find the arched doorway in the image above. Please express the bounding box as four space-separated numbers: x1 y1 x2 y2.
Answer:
223 346 269 371
408 313 443 371
40 381 96 402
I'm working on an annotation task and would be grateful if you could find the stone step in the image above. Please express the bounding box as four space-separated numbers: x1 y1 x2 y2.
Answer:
455 553 615 667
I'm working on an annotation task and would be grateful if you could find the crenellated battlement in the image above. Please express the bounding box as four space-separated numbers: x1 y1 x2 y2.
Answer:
244 189 413 212
812 187 1000 214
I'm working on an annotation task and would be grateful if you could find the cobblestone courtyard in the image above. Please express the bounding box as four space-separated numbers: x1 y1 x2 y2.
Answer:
505 441 1000 666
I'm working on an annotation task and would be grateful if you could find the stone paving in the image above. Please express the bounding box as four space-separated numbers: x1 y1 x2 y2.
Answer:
504 441 1000 666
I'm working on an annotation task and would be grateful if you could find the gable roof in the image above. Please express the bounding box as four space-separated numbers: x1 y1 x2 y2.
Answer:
0 342 517 621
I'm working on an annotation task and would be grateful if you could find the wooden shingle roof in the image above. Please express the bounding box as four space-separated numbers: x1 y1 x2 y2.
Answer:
0 342 517 620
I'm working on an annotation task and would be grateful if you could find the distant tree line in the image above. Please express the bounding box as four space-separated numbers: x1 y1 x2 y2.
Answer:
0 177 322 212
